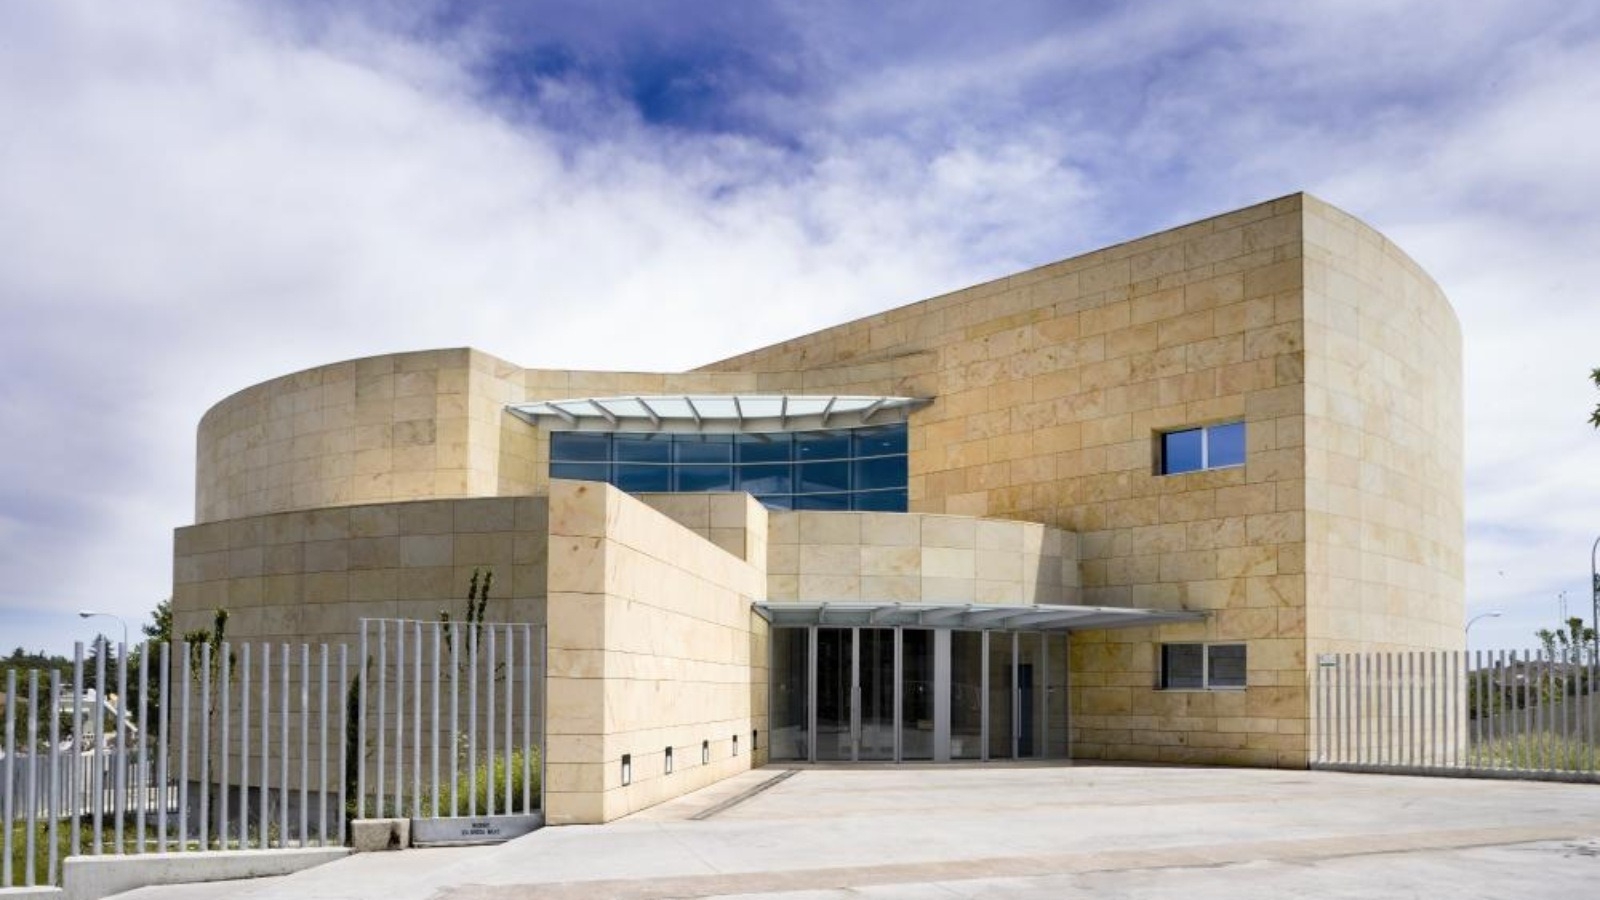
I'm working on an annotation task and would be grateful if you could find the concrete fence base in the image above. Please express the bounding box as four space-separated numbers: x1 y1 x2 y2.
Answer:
61 847 348 900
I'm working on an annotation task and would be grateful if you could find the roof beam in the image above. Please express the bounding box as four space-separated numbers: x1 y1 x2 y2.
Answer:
819 396 838 427
860 397 887 423
683 396 702 430
635 396 661 428
869 603 903 624
546 403 578 426
962 608 1023 627
916 605 973 626
585 399 617 426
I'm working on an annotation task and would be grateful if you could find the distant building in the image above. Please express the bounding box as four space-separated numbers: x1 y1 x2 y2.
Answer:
173 193 1464 823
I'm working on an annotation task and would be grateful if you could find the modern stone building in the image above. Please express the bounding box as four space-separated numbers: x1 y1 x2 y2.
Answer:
172 192 1464 824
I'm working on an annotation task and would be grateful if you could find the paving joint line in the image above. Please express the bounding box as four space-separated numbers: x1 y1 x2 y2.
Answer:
689 770 800 821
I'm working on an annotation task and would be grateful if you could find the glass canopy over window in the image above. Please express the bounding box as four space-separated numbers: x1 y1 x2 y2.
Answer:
509 394 930 434
519 394 929 512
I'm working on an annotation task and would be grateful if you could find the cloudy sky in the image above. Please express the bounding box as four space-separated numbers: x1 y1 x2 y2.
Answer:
2 0 1597 654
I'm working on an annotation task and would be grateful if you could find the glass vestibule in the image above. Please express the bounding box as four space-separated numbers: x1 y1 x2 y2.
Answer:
770 626 1070 763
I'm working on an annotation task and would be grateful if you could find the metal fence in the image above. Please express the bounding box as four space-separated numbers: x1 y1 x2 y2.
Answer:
354 619 544 825
2 638 348 889
1313 649 1600 782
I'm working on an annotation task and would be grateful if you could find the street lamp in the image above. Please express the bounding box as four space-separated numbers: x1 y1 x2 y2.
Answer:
1465 610 1503 645
1592 535 1599 659
78 610 129 649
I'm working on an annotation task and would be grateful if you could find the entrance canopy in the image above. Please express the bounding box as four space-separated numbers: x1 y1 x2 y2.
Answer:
755 602 1205 632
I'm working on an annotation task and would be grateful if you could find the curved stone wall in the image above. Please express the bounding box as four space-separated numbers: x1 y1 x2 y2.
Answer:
1300 196 1465 653
195 349 759 524
195 348 522 523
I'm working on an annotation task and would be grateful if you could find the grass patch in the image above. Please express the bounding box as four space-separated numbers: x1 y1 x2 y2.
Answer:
439 747 540 817
1471 734 1600 772
3 821 166 888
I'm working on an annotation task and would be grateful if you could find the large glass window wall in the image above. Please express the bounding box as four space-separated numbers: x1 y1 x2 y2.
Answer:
770 626 1070 763
549 423 908 512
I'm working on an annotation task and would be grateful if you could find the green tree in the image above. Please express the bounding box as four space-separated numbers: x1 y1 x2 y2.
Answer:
1535 616 1596 665
144 597 173 644
1590 367 1600 428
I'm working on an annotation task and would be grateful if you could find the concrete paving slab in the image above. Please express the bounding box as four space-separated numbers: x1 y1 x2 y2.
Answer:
108 764 1600 900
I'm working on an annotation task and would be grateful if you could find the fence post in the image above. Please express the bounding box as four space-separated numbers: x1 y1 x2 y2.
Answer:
220 642 231 849
357 622 367 821
431 621 441 820
504 624 515 813
198 642 210 851
279 643 289 847
155 642 168 853
49 670 62 882
239 643 251 848
339 644 349 845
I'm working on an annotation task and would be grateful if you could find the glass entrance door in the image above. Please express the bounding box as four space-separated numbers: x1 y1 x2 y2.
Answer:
779 625 1069 763
858 629 895 760
816 628 853 761
900 629 935 760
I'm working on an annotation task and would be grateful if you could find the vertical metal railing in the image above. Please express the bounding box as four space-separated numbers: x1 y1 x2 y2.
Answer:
1312 648 1598 783
352 619 544 824
0 637 355 888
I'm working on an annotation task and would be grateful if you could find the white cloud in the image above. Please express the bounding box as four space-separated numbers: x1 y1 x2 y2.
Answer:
1 0 1597 656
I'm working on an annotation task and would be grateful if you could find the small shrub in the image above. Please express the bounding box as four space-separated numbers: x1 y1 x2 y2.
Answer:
441 747 540 816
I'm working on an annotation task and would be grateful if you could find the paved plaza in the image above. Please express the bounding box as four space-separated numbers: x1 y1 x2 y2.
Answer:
119 764 1600 899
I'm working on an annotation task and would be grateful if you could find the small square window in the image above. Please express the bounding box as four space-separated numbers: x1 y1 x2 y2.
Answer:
1160 422 1246 475
1160 642 1246 690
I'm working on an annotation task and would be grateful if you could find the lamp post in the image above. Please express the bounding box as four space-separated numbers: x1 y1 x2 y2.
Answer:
77 609 129 649
1465 610 1502 646
1592 535 1599 660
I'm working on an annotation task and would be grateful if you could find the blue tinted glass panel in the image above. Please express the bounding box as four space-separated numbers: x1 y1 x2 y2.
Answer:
1207 422 1246 468
551 432 609 462
852 489 907 512
614 434 671 463
614 465 671 492
674 435 732 463
1162 429 1204 474
796 461 850 493
852 456 907 490
737 464 791 494
795 493 850 511
737 434 791 463
550 462 608 482
795 431 850 460
676 465 733 492
854 425 907 457
549 425 906 507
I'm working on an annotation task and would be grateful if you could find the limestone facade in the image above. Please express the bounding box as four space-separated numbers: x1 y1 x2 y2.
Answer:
173 192 1465 813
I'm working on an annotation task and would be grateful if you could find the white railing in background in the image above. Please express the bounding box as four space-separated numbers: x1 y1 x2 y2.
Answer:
2 639 348 889
1313 649 1600 782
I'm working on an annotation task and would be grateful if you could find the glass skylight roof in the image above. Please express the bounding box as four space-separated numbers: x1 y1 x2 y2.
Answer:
508 394 932 433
